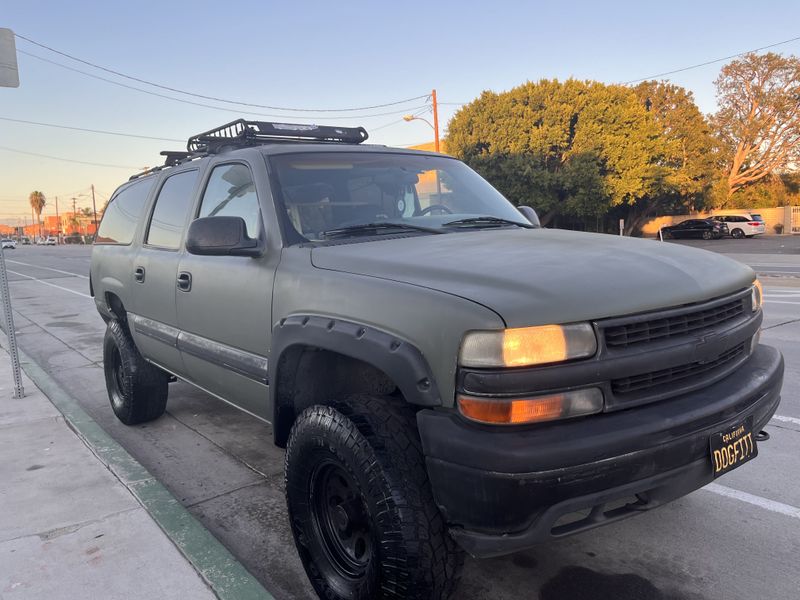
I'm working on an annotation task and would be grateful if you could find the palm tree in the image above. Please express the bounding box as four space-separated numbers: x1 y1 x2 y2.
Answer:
28 191 46 239
67 215 81 235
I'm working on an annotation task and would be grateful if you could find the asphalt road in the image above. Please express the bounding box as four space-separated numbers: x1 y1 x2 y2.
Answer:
1 244 799 600
666 235 800 278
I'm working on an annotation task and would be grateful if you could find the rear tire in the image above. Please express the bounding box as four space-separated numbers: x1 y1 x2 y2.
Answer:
731 228 745 239
103 319 169 425
285 395 464 600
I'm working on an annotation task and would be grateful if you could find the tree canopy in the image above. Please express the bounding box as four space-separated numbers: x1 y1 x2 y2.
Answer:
713 52 800 200
448 79 719 232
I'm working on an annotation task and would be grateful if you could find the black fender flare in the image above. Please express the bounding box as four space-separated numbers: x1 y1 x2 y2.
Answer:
269 315 442 431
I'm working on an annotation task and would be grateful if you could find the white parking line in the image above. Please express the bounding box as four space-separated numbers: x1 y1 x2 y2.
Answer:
5 259 89 279
7 269 92 299
772 415 800 427
704 483 800 521
764 300 800 305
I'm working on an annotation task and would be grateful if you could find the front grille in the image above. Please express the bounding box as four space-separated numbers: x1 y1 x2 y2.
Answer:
604 297 745 348
611 342 747 396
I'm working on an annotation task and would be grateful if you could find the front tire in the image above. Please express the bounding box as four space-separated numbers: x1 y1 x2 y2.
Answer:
285 395 464 600
702 230 713 240
731 228 745 239
103 319 169 425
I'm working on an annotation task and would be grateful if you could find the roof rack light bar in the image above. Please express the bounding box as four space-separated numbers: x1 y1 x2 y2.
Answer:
187 119 369 153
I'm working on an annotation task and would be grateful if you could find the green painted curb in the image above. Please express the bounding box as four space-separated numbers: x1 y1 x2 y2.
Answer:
16 349 275 600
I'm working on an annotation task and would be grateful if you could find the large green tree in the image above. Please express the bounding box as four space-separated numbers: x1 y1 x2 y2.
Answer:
712 52 800 202
626 81 718 231
447 79 662 229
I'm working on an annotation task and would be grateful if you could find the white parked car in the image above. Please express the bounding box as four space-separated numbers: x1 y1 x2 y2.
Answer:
711 213 767 238
44 237 57 245
1 238 17 249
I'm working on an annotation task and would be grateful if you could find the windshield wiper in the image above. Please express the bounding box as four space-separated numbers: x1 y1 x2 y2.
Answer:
443 216 533 229
321 222 444 239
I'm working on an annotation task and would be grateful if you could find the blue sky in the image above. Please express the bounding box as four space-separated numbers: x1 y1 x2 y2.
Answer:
1 0 799 223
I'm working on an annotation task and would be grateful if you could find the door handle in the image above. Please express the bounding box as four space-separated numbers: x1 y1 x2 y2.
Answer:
134 266 145 283
177 271 192 292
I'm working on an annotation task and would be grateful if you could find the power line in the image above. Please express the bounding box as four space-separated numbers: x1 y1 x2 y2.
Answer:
18 49 427 121
369 118 406 133
0 146 140 169
15 33 429 113
370 106 432 133
623 34 800 84
0 116 184 142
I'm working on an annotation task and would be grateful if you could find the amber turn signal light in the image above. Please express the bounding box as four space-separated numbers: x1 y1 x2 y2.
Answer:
457 388 603 425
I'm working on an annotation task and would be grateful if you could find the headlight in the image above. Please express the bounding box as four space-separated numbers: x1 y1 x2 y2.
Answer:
458 388 603 425
751 280 763 312
459 323 597 368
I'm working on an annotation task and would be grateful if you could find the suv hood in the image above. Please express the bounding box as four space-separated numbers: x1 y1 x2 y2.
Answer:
310 228 756 327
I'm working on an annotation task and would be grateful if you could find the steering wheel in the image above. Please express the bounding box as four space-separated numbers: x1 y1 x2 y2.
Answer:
417 204 453 216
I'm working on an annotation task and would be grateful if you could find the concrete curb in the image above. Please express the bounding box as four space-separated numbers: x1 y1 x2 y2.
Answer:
15 347 275 600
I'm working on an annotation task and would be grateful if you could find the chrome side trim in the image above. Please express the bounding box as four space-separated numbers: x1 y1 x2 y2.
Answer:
130 313 179 347
129 312 269 385
178 330 269 385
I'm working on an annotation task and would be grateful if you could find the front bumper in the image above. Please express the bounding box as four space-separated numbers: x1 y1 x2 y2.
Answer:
417 344 783 558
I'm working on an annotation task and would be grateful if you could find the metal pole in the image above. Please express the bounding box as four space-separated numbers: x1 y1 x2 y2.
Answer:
55 196 60 243
431 89 440 153
0 243 24 398
91 184 98 239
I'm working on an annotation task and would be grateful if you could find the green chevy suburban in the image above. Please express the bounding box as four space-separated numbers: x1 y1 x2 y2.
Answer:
91 120 783 600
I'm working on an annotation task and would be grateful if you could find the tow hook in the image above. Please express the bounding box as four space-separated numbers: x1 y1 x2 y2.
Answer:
756 430 770 442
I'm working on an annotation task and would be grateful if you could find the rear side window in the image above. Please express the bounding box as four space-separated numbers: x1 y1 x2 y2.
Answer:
95 178 154 244
146 170 199 249
197 163 261 238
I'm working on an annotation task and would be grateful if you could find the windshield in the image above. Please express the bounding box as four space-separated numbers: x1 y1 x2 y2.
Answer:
269 152 529 241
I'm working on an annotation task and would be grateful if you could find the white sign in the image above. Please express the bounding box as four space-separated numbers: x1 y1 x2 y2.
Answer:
0 28 19 88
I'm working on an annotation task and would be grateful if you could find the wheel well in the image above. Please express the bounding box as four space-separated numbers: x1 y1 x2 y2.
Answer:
273 346 398 447
104 292 129 328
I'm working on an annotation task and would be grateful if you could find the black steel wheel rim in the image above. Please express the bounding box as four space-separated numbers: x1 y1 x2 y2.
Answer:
110 348 125 409
310 460 374 579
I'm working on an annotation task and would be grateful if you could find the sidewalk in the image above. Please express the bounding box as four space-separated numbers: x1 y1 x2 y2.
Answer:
0 346 217 599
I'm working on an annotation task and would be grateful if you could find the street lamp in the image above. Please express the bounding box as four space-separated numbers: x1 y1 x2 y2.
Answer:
403 114 435 130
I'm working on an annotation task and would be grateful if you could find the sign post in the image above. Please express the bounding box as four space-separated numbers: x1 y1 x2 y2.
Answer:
619 219 624 236
0 28 24 397
0 244 24 398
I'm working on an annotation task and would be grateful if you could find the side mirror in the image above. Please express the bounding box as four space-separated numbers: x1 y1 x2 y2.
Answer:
186 216 262 257
518 205 541 228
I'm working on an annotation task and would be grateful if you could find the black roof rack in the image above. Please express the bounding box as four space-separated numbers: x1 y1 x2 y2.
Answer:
187 119 369 153
130 120 370 180
160 150 193 167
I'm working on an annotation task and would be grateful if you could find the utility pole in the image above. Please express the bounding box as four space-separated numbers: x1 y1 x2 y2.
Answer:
54 196 60 242
431 88 440 153
91 184 98 237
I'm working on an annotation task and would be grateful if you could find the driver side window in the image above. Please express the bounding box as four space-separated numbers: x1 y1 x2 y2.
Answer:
198 163 261 238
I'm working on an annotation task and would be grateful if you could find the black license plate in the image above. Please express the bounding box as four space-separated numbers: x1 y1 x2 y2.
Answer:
710 416 758 478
